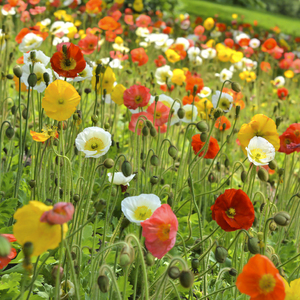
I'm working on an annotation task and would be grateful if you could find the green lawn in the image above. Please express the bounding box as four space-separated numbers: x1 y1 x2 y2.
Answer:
180 0 300 36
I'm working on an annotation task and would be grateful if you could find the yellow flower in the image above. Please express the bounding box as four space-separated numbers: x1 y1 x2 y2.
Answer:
115 36 123 45
232 14 238 19
30 125 58 142
218 49 232 62
115 0 125 3
282 277 300 300
111 84 126 106
13 201 68 257
67 26 78 39
171 69 186 86
74 20 82 27
239 71 256 82
54 10 67 20
284 70 294 78
206 39 215 48
165 49 181 63
42 80 81 121
230 51 243 63
203 17 214 31
195 98 213 119
92 66 116 95
133 0 143 12
237 114 280 154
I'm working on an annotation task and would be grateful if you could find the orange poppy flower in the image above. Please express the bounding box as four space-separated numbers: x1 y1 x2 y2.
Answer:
186 76 204 94
222 87 245 109
260 61 271 73
0 234 17 270
15 27 48 44
98 16 120 31
131 48 148 66
262 38 277 52
191 135 219 159
215 116 231 131
50 42 86 78
182 95 201 105
13 76 27 92
169 44 186 60
78 34 98 55
236 254 285 300
86 0 103 14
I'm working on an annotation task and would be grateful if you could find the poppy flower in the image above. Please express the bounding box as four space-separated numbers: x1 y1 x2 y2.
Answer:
40 202 75 225
98 16 120 31
123 85 151 110
50 42 86 78
279 58 293 70
141 204 178 259
129 112 153 135
91 66 116 95
86 0 103 14
154 55 166 67
78 34 98 55
211 189 255 232
224 38 234 48
186 76 204 94
30 125 58 143
277 87 288 100
260 61 271 73
262 38 277 52
110 51 128 61
147 102 170 126
182 95 201 105
191 135 220 159
236 254 285 300
131 48 149 66
279 123 300 155
282 277 300 299
194 25 205 36
136 14 151 28
0 234 17 270
215 116 231 131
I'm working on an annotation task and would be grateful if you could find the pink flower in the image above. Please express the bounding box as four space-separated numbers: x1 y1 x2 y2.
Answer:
29 6 46 15
279 58 293 70
141 204 178 259
21 11 30 22
147 102 170 126
123 85 151 110
110 51 128 61
292 59 300 73
40 202 75 225
269 46 283 60
78 34 98 55
129 112 153 135
136 15 151 28
284 52 295 60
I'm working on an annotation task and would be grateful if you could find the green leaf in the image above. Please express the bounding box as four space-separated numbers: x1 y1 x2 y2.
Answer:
0 198 19 227
117 275 133 300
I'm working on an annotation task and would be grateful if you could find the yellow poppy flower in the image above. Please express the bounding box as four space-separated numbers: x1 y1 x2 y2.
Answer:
232 14 238 19
282 277 300 300
195 98 213 119
203 17 214 31
133 0 143 12
165 49 181 63
218 49 232 62
171 69 186 86
92 66 116 95
230 51 243 63
115 36 123 45
13 201 68 257
111 84 126 106
284 70 294 78
42 80 81 121
237 114 280 154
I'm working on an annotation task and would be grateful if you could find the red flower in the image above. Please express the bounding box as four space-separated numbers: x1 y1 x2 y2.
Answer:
224 38 234 48
78 34 98 55
239 38 250 47
129 112 153 135
279 123 300 154
160 84 174 92
136 14 151 28
0 234 17 270
141 204 178 259
277 87 288 100
262 38 277 52
194 25 204 36
191 135 220 159
185 76 204 94
123 85 151 110
216 23 227 32
105 30 117 42
236 254 285 300
98 16 120 31
260 61 271 73
147 102 170 126
131 48 148 66
211 189 255 232
40 202 74 225
110 51 128 61
279 58 293 70
50 42 86 78
215 116 231 131
154 55 166 67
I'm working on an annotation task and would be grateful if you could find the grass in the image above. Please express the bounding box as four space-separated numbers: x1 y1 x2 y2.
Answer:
180 0 300 36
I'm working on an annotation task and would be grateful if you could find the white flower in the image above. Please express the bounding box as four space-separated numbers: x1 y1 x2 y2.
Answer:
60 280 75 298
246 137 275 166
139 41 150 48
19 33 43 53
216 68 233 82
121 194 161 225
198 87 211 98
194 56 203 66
155 94 180 125
273 76 285 87
210 30 221 38
24 50 50 66
107 172 135 186
109 58 123 69
182 105 198 123
73 63 93 82
212 91 233 112
75 127 112 158
201 48 216 59
161 38 174 52
21 62 53 93
63 0 81 6
136 27 150 37
0 30 6 51
50 21 74 36
235 32 250 43
145 33 169 48
40 18 51 26
1 7 15 16
112 43 129 53
175 37 190 50
53 36 70 46
187 47 201 62
155 65 173 85
249 38 260 49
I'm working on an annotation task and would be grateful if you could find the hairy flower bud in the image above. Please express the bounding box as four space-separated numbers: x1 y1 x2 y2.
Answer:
269 221 277 232
247 237 260 254
213 107 223 119
278 168 284 177
13 65 23 78
150 155 160 166
121 160 132 177
150 126 157 137
257 168 269 182
119 245 135 268
240 170 247 183
97 275 110 293
73 194 80 203
142 126 149 136
273 211 290 227
215 246 228 263
179 270 194 289
268 160 277 170
28 73 37 87
168 146 178 159
177 107 185 119
43 72 50 85
5 126 14 139
150 176 159 185
196 121 208 133
145 252 155 267
229 268 238 276
231 81 241 93
103 158 114 169
23 241 34 257
200 132 207 142
29 180 36 189
168 266 181 279
191 258 200 269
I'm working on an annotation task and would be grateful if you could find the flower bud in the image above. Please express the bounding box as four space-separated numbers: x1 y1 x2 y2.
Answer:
168 146 178 159
231 82 241 93
121 160 132 177
13 65 23 78
119 245 135 268
191 258 200 269
23 241 34 257
94 199 106 212
168 266 181 279
29 180 36 189
247 237 260 254
103 158 114 169
51 265 64 281
145 252 155 266
91 115 98 124
30 51 36 60
213 107 223 119
257 168 269 182
235 105 241 118
150 155 160 166
5 126 14 139
0 235 11 257
22 108 29 119
224 158 229 168
150 126 157 137
142 126 149 136
6 74 14 80
43 72 50 85
215 246 228 263
229 268 238 276
268 160 277 170
208 172 216 183
97 275 110 293
271 254 280 266
196 121 208 132
200 132 207 142
121 217 131 231
276 116 282 128
177 107 185 119
154 95 159 102
111 186 117 197
104 123 110 130
28 73 37 87
273 211 290 227
269 220 277 232
11 105 16 115
179 270 194 289
150 176 159 185
73 194 80 203
241 170 247 183
278 168 284 177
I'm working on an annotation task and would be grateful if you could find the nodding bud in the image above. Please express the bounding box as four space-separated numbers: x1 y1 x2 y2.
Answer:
30 51 36 60
142 126 149 136
213 107 223 119
271 254 279 266
0 235 11 257
276 116 282 129
125 69 132 74
145 252 155 267
191 258 200 269
119 245 135 268
241 170 247 183
229 268 238 276
154 95 159 102
103 158 114 169
6 74 14 80
62 44 68 54
257 168 269 182
73 194 80 203
94 199 106 212
168 146 178 159
193 85 198 95
231 82 241 93
269 221 277 232
146 120 153 128
23 241 34 257
121 160 132 177
91 115 99 124
215 246 228 263
29 180 36 189
73 113 79 120
224 158 229 168
95 64 102 76
150 155 160 166
5 126 14 139
200 132 207 142
260 202 266 213
278 168 284 177
196 121 208 132
179 270 194 289
247 237 260 254
84 88 91 94
11 105 16 115
150 176 159 185
168 266 181 279
235 105 241 118
97 275 110 293
177 107 185 119
51 265 64 281
28 73 37 87
43 72 50 85
273 211 290 227
208 172 217 183
150 127 157 137
268 160 277 170
22 108 29 119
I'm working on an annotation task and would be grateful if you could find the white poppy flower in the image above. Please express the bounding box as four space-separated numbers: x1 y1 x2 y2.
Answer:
198 87 211 98
216 68 233 82
53 36 70 46
175 37 190 51
75 127 112 158
187 47 201 62
1 7 15 16
19 33 43 53
249 38 260 49
0 30 6 51
121 194 161 225
60 280 75 298
201 48 216 60
246 137 275 166
73 64 93 82
112 43 130 53
155 65 173 85
161 38 174 52
107 172 135 186
24 50 50 66
136 27 150 37
145 33 169 48
212 91 233 112
182 105 198 123
273 76 285 87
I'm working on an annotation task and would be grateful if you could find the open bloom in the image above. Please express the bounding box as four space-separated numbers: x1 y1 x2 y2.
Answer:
13 201 68 256
75 127 111 158
215 116 231 131
279 123 300 155
141 204 178 259
129 112 153 135
123 85 150 110
212 91 233 112
78 34 98 55
0 234 17 269
108 172 135 187
30 125 58 142
40 202 74 225
236 254 285 300
131 48 148 66
147 102 170 126
121 194 161 225
19 33 43 53
246 136 275 166
42 80 81 121
211 189 255 232
191 135 219 159
282 277 300 300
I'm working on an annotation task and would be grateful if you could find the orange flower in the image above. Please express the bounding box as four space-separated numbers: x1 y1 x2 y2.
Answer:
222 87 245 109
98 16 120 31
86 0 103 14
78 34 98 55
131 48 148 66
169 44 186 60
13 75 27 92
191 135 220 159
260 61 271 73
182 95 201 105
186 76 204 94
262 38 277 52
30 126 59 143
215 116 231 131
236 254 285 300
15 27 48 44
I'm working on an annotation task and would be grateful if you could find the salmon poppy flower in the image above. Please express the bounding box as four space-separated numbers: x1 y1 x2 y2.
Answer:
279 123 300 155
0 234 17 270
98 16 120 31
131 48 149 66
211 189 255 232
262 38 277 52
129 112 153 135
40 202 75 225
78 34 98 55
215 116 231 131
277 87 288 100
136 14 151 28
236 254 285 300
147 102 170 126
141 204 178 259
50 42 86 78
123 85 150 110
260 61 271 73
191 135 220 159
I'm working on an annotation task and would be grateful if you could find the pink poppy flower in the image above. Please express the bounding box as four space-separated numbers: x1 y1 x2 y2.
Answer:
147 102 170 126
141 204 178 259
21 11 30 22
110 51 128 61
136 14 151 28
29 6 46 15
292 59 300 73
78 34 98 55
129 112 153 135
40 202 74 225
123 85 151 110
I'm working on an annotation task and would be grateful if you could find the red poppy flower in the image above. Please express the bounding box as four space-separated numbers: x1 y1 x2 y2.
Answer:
78 34 98 55
147 102 170 126
105 30 117 42
262 38 277 52
236 254 285 300
194 25 205 36
123 85 151 110
160 84 174 92
136 14 151 28
277 87 288 100
40 202 74 225
154 55 166 67
260 61 271 73
0 234 17 270
50 42 86 78
129 112 153 135
269 46 283 59
279 123 300 154
238 38 250 47
244 47 254 57
215 116 231 131
191 135 220 159
224 38 234 48
141 204 178 259
216 23 227 32
131 48 148 66
279 58 293 70
211 189 254 232
124 15 134 25
98 16 120 31
163 27 172 34
86 0 103 14
185 76 204 94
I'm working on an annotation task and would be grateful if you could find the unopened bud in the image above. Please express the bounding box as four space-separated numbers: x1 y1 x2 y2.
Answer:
276 117 282 129
28 73 37 87
200 132 207 142
196 121 208 132
231 82 241 93
22 108 29 119
6 74 13 80
142 126 149 136
177 107 185 119
23 242 34 257
29 180 36 189
208 172 216 183
273 211 290 227
235 105 241 118
91 115 99 124
121 160 132 177
5 126 14 139
229 268 238 276
247 237 260 254
215 246 228 263
150 176 159 185
179 270 194 288
150 127 157 137
168 266 181 279
278 168 284 177
43 72 50 85
168 146 178 159
191 258 200 269
13 65 23 78
224 158 229 168
73 194 80 203
150 155 160 166
103 158 114 169
119 245 135 268
268 160 277 170
145 252 155 266
258 168 269 182
213 107 222 119
241 170 247 183
269 221 277 232
97 275 110 293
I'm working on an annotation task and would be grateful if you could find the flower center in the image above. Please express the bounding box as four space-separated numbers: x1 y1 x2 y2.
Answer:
226 208 236 218
61 57 76 71
295 130 300 137
134 206 152 221
259 274 276 294
135 95 143 104
249 148 267 163
26 39 38 47
157 223 171 241
186 111 193 120
58 98 64 104
84 137 105 154
220 98 231 110
155 112 162 119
